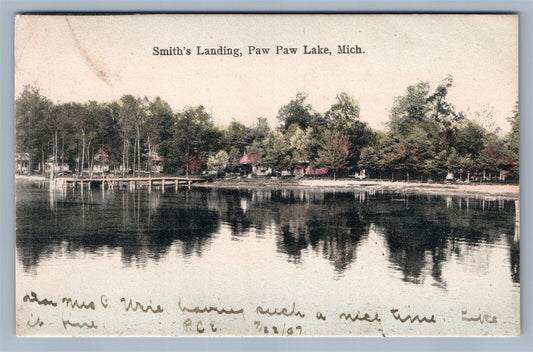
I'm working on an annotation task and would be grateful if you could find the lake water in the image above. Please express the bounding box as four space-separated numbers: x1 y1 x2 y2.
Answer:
15 182 520 336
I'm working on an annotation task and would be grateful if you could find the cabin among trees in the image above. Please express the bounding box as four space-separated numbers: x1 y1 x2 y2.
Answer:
45 156 70 176
294 162 328 176
238 150 274 176
15 153 30 175
93 146 113 174
148 151 163 174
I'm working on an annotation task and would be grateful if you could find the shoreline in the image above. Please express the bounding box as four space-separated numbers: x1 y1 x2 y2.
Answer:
197 178 520 199
15 175 520 199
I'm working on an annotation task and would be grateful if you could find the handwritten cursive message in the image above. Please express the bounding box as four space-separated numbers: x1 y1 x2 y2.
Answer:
17 289 505 337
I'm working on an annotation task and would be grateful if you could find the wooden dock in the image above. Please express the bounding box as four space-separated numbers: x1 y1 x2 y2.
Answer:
53 176 206 192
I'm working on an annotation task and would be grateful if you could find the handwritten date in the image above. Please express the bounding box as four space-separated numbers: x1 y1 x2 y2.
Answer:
253 321 302 336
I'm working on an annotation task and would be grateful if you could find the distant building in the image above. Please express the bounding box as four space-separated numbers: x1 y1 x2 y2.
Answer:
238 150 272 176
93 146 112 174
445 171 454 181
15 153 30 175
148 151 164 174
239 150 260 165
45 156 70 176
294 162 328 176
354 169 367 179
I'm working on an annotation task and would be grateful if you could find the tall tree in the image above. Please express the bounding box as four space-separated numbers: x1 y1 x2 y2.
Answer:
171 106 221 175
277 92 322 131
15 86 53 174
503 101 519 178
262 130 292 172
147 97 174 172
427 75 463 126
207 150 230 173
117 95 146 176
389 82 431 134
224 120 248 160
324 92 360 130
358 132 388 178
453 120 486 158
324 92 375 167
287 125 316 164
48 103 71 172
77 101 108 176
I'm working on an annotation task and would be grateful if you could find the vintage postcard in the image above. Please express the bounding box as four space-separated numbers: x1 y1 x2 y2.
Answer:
15 14 519 337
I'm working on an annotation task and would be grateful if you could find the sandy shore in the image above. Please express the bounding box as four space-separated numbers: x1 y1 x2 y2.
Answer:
198 177 520 199
15 175 48 182
15 175 519 199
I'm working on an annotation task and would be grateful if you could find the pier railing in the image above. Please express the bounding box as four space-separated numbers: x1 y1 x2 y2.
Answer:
52 176 205 191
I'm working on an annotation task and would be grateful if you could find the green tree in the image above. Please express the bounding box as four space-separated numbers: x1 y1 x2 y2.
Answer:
358 144 386 178
262 130 292 172
15 86 53 174
503 101 519 178
286 124 316 164
478 146 503 180
427 75 463 126
224 120 248 160
246 117 271 151
75 101 115 176
324 92 375 167
277 92 322 131
385 77 464 180
389 82 431 134
147 97 174 172
324 92 360 130
117 95 147 176
207 150 230 173
453 120 486 158
51 103 78 172
171 106 222 175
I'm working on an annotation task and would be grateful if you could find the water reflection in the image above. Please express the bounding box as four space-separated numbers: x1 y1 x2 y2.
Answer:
16 185 219 271
16 184 519 286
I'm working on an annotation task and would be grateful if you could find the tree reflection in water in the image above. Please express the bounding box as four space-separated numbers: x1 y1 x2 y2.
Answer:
16 184 518 287
16 186 219 271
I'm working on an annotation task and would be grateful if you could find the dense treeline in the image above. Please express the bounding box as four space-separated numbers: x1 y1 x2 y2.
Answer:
15 76 519 182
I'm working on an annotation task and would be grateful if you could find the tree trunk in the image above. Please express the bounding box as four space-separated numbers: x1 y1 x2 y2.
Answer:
61 135 64 170
89 144 94 176
185 146 190 178
122 139 126 177
137 126 141 177
54 129 58 173
126 140 129 176
81 130 85 177
148 135 151 175
76 152 80 176
87 141 92 178
132 137 136 177
41 145 45 176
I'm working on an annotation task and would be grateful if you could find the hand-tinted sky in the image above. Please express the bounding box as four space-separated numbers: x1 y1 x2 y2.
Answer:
15 15 518 132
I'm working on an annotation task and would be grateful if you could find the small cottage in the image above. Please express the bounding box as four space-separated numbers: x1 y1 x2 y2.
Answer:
93 146 113 174
15 152 30 175
294 162 328 176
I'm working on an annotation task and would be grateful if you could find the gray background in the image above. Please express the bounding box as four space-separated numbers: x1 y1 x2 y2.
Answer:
2 0 531 351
